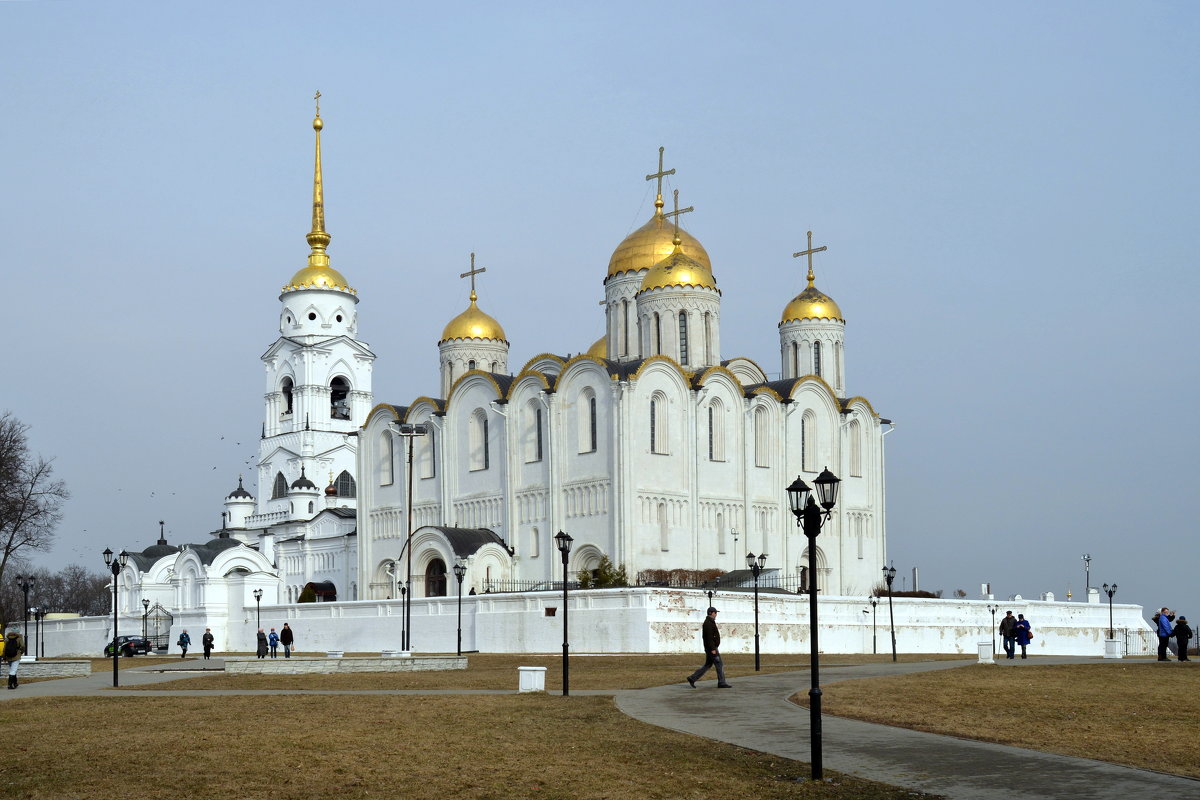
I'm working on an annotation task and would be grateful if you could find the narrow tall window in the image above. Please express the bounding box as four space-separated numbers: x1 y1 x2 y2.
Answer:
849 420 862 477
658 502 669 551
621 299 629 357
330 377 351 420
654 313 662 355
535 407 544 462
801 412 815 472
650 398 658 453
707 399 725 461
281 378 294 415
272 472 288 499
650 394 668 454
754 406 769 467
588 395 597 452
717 511 726 554
379 431 394 485
813 341 822 378
468 359 476 371
335 470 356 497
704 313 713 365
420 430 436 479
678 312 689 364
470 409 490 471
791 342 799 378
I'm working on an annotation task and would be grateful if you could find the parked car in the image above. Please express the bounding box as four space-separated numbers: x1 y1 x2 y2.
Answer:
103 635 153 657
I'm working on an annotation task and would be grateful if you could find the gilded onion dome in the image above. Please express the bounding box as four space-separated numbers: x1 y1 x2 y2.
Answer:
638 239 719 294
440 290 508 343
780 285 843 323
607 207 711 279
586 335 607 358
283 105 356 296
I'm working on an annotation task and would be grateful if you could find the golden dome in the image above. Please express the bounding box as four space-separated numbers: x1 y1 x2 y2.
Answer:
607 211 711 279
780 285 843 324
638 244 719 294
440 291 507 343
586 335 607 358
286 264 354 293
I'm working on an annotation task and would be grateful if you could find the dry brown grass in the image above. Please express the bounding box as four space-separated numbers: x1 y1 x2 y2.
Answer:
122 652 961 692
0 695 934 800
809 661 1200 778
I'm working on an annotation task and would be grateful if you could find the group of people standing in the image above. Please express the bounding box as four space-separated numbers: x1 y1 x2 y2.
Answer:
998 611 1033 659
255 623 294 658
1155 608 1191 662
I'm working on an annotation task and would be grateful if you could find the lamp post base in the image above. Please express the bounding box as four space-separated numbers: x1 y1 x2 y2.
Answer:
1104 639 1123 659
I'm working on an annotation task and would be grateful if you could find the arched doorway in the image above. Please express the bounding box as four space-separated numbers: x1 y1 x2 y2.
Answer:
425 558 447 597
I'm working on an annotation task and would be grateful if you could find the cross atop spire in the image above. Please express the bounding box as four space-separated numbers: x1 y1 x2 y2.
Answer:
314 89 321 116
460 252 486 301
663 189 694 245
645 146 676 213
792 230 827 286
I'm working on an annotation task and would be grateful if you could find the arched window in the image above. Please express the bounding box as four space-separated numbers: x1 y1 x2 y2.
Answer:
848 420 862 477
717 511 726 554
653 313 662 355
801 411 816 473
658 502 669 551
754 406 769 467
379 431 394 485
469 409 489 471
578 390 597 453
335 470 356 497
525 402 543 463
708 399 725 461
791 342 799 378
281 378 294 415
678 312 689 364
330 377 351 420
425 558 447 597
468 359 477 371
813 341 822 378
835 342 843 387
420 429 436 479
704 313 713 365
272 472 288 499
621 299 630 357
650 394 668 454
530 526 540 558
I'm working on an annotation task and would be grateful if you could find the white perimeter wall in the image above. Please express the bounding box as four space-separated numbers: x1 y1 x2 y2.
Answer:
38 589 1151 658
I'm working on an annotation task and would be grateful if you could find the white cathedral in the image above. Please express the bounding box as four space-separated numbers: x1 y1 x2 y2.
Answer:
122 109 889 619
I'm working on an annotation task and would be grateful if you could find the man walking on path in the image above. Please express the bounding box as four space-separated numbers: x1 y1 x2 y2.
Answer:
686 607 731 688
999 610 1017 659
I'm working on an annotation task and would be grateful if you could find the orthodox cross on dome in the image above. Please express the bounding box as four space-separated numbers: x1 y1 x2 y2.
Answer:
645 146 676 211
314 89 321 116
460 252 486 300
663 189 694 242
792 230 828 286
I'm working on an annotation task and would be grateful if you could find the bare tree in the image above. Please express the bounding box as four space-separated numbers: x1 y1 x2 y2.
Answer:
0 412 70 596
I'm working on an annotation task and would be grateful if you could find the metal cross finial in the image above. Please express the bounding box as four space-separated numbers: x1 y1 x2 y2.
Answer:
792 230 828 285
460 252 486 297
663 188 694 239
645 146 676 206
314 90 321 116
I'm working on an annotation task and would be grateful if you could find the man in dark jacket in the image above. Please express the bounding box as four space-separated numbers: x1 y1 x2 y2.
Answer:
999 611 1018 660
686 607 731 688
1173 615 1192 662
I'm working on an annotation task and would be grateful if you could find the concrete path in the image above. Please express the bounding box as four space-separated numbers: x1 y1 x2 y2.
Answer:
614 657 1200 800
6 656 1198 799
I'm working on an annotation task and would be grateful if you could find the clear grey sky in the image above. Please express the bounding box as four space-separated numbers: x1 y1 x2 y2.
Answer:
3 2 1196 619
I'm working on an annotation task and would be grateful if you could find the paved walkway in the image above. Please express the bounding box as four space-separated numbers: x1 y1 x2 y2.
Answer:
6 656 1198 799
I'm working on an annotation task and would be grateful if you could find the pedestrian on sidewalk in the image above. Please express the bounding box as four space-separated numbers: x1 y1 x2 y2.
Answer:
280 623 294 658
3 629 25 689
256 628 268 658
999 610 1017 659
1173 615 1191 662
1155 608 1175 661
686 607 731 688
1014 614 1032 659
177 629 191 659
201 628 215 660
268 627 279 658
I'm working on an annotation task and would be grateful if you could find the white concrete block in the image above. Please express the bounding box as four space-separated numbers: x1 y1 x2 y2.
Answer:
518 666 546 693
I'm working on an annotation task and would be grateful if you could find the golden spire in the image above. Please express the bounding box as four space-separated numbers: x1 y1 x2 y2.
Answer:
306 90 331 267
645 146 675 214
792 230 827 288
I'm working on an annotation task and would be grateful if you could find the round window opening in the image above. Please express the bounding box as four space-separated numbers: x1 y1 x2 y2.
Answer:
308 312 317 321
286 316 292 324
336 314 343 322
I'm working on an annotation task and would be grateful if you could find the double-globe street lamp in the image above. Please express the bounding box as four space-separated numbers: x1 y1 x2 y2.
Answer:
883 565 898 663
786 467 841 783
1103 583 1118 640
745 552 767 671
395 422 429 652
453 558 467 657
253 588 263 630
867 596 878 654
35 608 48 658
554 530 573 696
987 603 999 656
102 549 129 687
142 598 150 640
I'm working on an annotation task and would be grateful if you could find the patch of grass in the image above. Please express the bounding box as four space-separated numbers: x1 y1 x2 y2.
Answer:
0 695 937 799
807 661 1200 778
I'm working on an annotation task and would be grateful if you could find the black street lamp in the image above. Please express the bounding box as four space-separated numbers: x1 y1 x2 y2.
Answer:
554 530 573 696
745 552 767 671
399 583 407 650
786 467 841 782
102 548 129 687
34 608 48 658
868 597 879 654
142 598 150 640
395 422 429 652
883 565 897 663
14 575 34 655
28 607 38 661
453 558 467 657
1103 583 1118 640
253 588 263 631
987 603 998 656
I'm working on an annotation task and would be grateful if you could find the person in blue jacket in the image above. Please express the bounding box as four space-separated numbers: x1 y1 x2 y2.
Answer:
268 627 280 658
1014 614 1032 659
1156 608 1175 661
